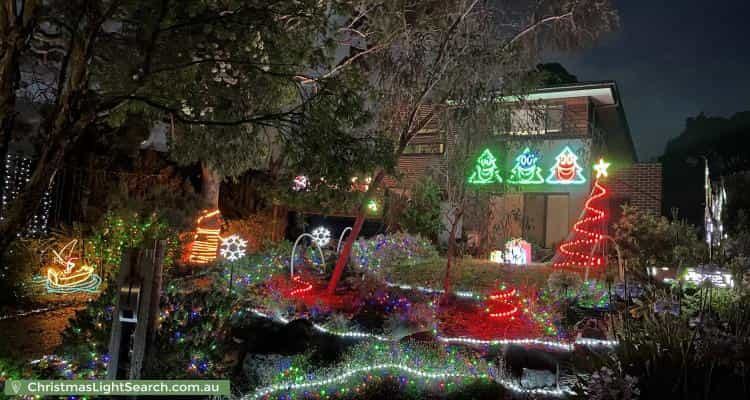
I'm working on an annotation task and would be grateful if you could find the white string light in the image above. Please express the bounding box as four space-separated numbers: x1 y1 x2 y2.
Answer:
1 153 53 236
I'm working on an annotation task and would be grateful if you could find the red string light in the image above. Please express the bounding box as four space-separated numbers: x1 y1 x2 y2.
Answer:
486 287 519 320
487 303 519 319
289 275 313 296
553 181 608 268
488 288 517 301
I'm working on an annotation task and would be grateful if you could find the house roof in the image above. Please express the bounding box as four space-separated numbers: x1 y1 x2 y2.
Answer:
518 81 621 105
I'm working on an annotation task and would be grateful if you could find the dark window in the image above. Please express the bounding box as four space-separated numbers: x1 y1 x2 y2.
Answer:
403 143 445 155
494 105 564 136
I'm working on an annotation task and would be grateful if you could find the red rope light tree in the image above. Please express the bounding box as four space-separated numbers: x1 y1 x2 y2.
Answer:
553 173 610 269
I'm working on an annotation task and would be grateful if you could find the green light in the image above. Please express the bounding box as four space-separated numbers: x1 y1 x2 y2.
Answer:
468 148 503 185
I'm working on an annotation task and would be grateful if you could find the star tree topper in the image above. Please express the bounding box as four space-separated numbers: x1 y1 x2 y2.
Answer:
593 158 610 179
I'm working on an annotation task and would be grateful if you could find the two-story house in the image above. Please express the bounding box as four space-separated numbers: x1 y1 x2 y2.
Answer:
388 81 661 260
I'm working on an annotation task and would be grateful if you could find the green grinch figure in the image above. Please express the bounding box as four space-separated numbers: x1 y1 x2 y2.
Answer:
468 148 503 184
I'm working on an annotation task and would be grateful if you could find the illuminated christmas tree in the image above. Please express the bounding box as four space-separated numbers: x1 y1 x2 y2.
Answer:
546 146 586 184
468 148 503 184
553 160 610 268
507 147 544 184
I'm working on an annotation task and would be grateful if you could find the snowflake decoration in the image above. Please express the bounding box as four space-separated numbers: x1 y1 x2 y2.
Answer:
311 226 331 247
220 234 248 261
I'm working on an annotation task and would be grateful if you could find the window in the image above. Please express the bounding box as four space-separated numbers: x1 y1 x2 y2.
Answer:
403 143 445 155
495 105 564 136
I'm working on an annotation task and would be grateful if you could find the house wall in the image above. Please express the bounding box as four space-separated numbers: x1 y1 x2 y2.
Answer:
608 163 663 216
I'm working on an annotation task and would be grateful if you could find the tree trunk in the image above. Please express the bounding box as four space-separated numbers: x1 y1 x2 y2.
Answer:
201 162 221 209
327 170 385 295
442 207 463 301
0 125 77 253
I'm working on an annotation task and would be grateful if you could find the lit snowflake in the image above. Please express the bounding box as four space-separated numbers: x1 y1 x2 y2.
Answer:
311 227 331 247
220 234 248 261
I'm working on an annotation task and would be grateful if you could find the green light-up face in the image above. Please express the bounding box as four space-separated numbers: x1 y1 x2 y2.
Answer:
507 147 544 184
468 148 503 185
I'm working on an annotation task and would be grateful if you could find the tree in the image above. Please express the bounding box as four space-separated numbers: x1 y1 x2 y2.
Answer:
660 111 750 227
326 0 620 294
0 0 393 253
400 175 442 242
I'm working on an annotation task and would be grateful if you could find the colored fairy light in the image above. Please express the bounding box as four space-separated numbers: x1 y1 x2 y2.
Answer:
507 147 544 184
367 199 378 212
593 158 610 179
468 148 503 184
219 234 247 261
311 226 332 247
503 238 531 265
546 146 586 184
187 208 222 265
553 181 608 268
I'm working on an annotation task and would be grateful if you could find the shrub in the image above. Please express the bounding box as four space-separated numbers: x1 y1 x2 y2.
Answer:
613 204 706 277
350 233 439 273
399 176 442 242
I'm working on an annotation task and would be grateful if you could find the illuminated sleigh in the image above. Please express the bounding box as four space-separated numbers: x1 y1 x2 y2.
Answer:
47 264 94 289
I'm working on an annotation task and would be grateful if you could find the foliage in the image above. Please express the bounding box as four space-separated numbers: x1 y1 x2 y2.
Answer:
350 233 439 273
547 271 583 298
0 240 42 306
660 111 750 225
29 287 116 380
581 366 640 400
612 204 706 277
610 286 750 399
399 176 443 242
251 340 495 399
84 210 180 279
146 274 233 379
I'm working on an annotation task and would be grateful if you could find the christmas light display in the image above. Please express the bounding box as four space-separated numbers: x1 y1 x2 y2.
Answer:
187 208 223 265
553 180 608 268
219 234 247 262
507 147 544 184
311 226 332 247
593 158 610 179
684 267 734 288
43 239 101 293
351 233 438 272
292 175 309 191
488 288 517 301
1 153 54 235
367 199 378 212
489 250 504 263
243 341 575 400
546 146 586 184
291 233 326 278
289 275 314 296
503 238 531 265
486 286 519 320
468 148 503 185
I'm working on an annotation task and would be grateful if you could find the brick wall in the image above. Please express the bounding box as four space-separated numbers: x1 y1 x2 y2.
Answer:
608 163 662 215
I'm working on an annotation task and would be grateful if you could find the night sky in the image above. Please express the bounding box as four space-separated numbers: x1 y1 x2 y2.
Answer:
551 0 750 161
